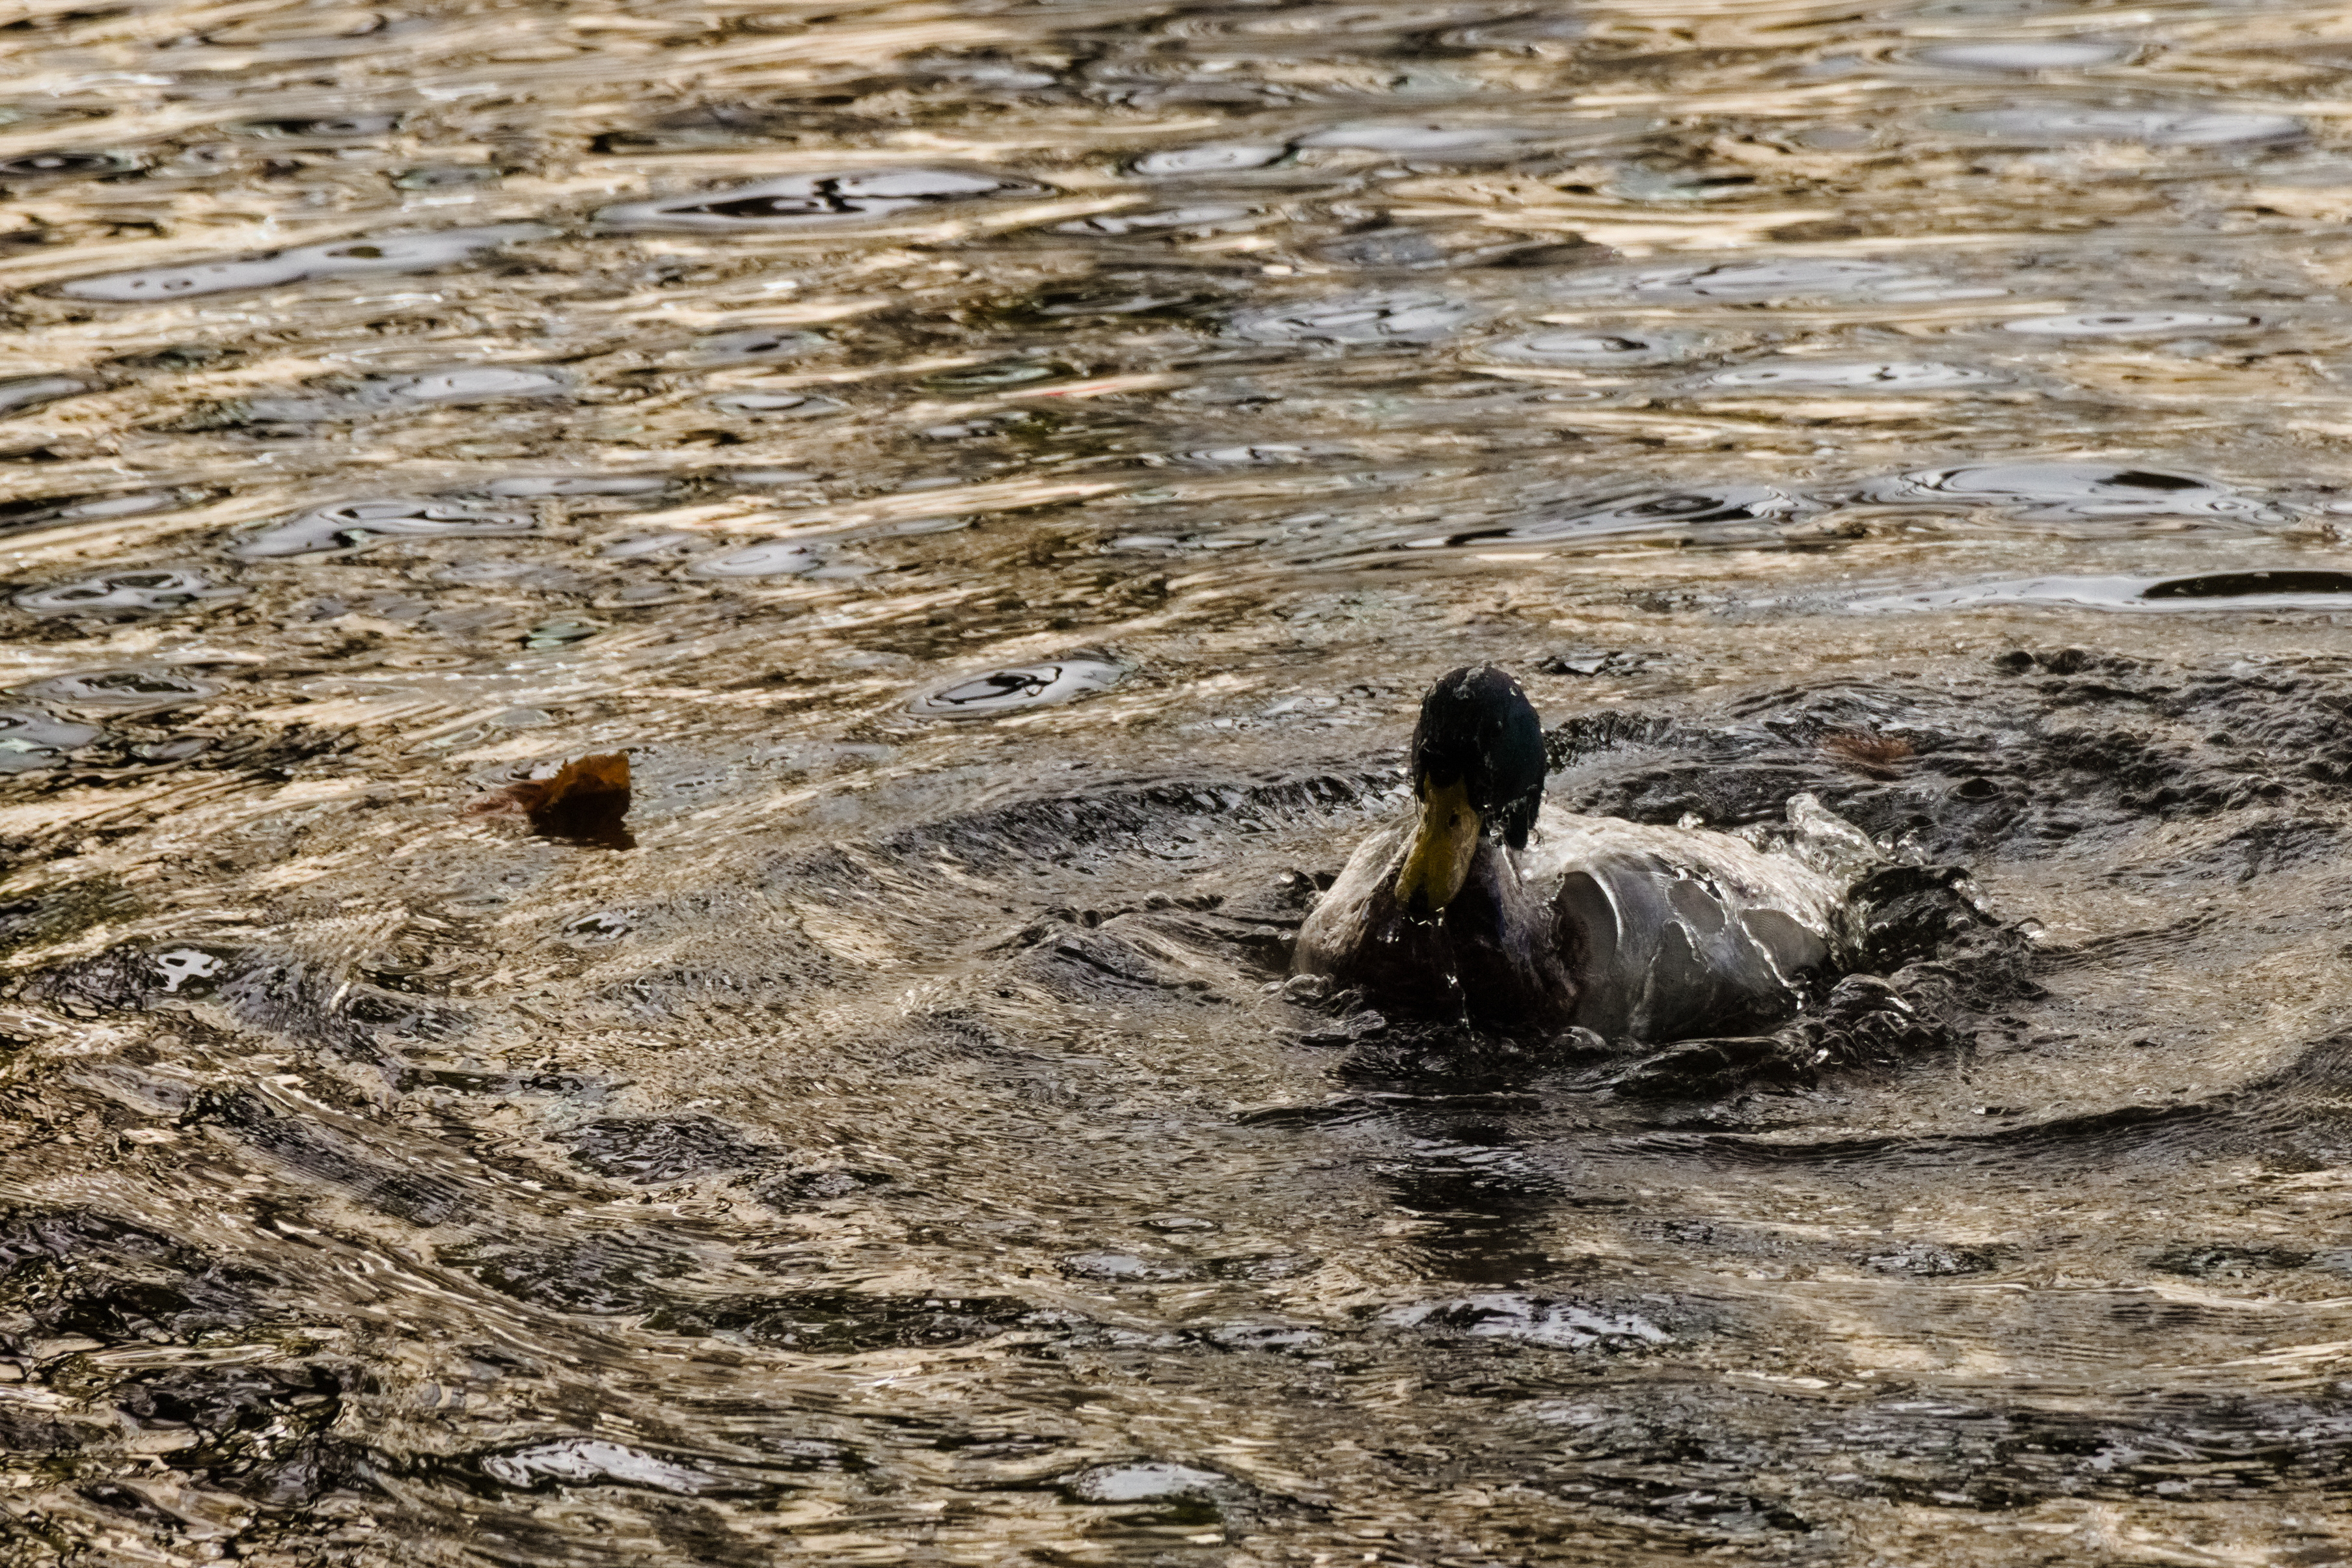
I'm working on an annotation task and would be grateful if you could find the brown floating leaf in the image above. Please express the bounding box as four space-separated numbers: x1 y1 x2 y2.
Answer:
468 752 633 848
1822 731 1915 774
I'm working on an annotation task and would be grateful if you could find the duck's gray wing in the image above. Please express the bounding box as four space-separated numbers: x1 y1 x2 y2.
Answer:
1526 811 1859 1042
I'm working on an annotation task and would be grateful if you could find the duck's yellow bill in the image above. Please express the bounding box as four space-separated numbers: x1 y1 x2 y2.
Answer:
1395 776 1482 917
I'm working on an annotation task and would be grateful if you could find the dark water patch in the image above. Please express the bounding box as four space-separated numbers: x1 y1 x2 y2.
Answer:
756 1167 894 1209
2143 570 2352 600
0 1208 276 1343
645 1290 1035 1353
1382 1293 1682 1354
1860 1241 2018 1275
560 1115 780 1185
1807 1392 2352 1509
111 1360 362 1508
440 1237 694 1316
191 1090 473 1227
2148 1244 2314 1278
596 169 1046 232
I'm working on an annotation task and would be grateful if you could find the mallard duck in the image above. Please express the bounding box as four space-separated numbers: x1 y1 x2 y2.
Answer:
1293 664 1880 1040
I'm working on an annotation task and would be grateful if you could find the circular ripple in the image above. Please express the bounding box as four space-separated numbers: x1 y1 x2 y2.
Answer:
20 669 220 712
1558 258 1997 303
687 541 825 578
2003 310 2260 336
1698 360 2003 390
1855 461 2279 519
1477 330 1699 366
909 660 1125 720
1229 291 1479 344
238 498 536 558
15 569 229 615
1131 142 1287 176
1946 107 2302 146
1912 41 2127 70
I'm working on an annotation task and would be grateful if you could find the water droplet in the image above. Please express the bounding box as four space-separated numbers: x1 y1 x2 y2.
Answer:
57 223 549 302
1854 461 2282 519
18 668 220 713
236 498 537 558
1131 142 1287 176
2003 310 2259 336
1229 291 1481 344
2143 569 2352 600
596 169 1047 232
1913 40 2128 70
909 659 1125 719
15 568 232 615
688 541 825 578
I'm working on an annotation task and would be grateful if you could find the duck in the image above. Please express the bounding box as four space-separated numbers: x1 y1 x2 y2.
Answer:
1292 664 1883 1040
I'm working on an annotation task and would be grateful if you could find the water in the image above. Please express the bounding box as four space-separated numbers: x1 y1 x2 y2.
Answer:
6 0 2352 1561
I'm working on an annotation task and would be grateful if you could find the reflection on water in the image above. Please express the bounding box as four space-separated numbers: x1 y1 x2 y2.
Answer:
7 0 2352 1561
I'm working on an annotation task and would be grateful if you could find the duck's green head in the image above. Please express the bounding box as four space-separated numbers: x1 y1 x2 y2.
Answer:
1395 664 1545 917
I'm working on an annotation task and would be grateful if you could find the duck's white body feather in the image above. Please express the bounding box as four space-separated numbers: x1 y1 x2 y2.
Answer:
1296 792 1880 1040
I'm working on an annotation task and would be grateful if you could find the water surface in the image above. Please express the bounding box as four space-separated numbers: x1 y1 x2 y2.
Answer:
5 0 2352 1561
